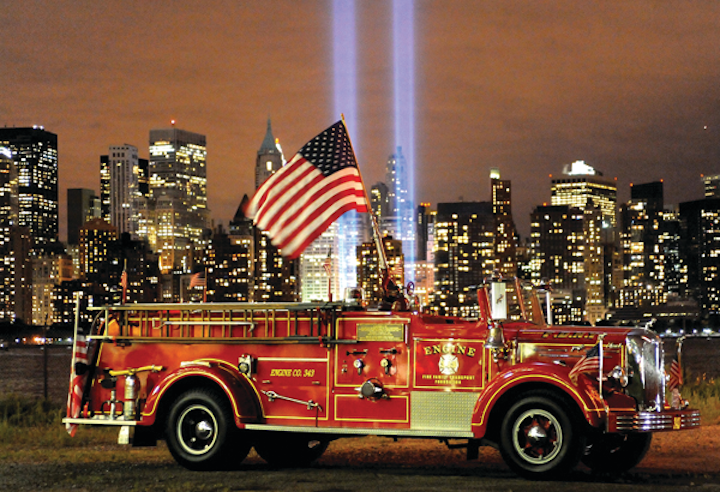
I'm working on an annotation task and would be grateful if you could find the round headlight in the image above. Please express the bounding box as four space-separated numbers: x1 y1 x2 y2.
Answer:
609 365 629 387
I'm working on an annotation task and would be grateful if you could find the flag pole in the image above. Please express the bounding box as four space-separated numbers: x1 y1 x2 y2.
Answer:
121 259 127 304
203 267 208 303
340 115 389 274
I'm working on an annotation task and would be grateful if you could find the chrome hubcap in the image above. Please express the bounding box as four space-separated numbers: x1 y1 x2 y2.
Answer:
512 409 563 464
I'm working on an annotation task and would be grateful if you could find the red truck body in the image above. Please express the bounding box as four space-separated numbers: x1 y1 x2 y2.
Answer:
64 279 700 479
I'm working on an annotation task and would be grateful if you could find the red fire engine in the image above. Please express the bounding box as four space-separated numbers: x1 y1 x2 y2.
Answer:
64 278 700 479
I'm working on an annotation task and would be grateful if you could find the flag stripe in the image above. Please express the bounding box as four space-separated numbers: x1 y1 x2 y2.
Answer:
279 187 367 250
268 168 365 244
568 343 601 383
254 159 320 230
260 162 326 234
189 272 206 288
247 154 308 221
66 334 88 436
668 358 682 391
279 195 369 258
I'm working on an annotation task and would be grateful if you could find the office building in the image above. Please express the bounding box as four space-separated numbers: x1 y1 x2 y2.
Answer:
67 188 101 246
490 168 517 277
144 126 209 275
100 145 148 238
357 236 404 307
549 161 616 322
679 198 720 316
0 126 59 253
430 201 495 317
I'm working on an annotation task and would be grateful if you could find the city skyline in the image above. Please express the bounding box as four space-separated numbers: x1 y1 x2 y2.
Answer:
3 2 720 239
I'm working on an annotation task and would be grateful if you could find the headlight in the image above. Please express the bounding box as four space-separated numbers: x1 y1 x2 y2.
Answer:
608 365 629 387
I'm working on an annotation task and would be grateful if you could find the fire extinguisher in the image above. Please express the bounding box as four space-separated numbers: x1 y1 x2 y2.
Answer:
123 374 140 420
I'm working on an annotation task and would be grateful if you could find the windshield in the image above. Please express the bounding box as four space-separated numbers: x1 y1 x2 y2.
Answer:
483 279 546 325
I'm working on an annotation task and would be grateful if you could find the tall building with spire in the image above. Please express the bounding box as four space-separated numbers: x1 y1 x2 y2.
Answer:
255 119 284 190
251 121 297 302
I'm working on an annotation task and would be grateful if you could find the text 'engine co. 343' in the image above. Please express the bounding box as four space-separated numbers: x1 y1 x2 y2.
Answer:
63 277 699 480
63 120 699 480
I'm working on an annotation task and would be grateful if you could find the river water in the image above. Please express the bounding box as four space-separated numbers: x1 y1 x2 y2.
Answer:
0 337 718 404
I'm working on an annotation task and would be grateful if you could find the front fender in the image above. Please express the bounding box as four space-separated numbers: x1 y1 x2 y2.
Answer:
471 362 606 439
140 361 263 428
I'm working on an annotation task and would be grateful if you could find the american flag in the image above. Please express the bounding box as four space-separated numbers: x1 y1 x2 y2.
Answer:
569 342 601 384
323 251 333 276
246 121 369 259
189 271 206 289
668 356 683 391
65 334 88 436
120 268 128 303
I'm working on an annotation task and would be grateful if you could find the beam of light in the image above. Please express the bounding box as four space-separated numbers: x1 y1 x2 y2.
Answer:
393 0 416 281
333 0 361 295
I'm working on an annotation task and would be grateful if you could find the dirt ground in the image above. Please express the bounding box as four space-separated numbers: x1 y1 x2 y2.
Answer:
1 425 719 491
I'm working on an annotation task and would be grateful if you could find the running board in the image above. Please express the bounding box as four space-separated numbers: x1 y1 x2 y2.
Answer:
243 424 473 439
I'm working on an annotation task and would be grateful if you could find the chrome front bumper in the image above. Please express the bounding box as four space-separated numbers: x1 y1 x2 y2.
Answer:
609 408 701 432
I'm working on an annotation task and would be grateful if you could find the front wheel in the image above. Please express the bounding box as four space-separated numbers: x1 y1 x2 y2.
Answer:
254 432 329 467
582 433 652 473
499 392 585 480
166 388 250 470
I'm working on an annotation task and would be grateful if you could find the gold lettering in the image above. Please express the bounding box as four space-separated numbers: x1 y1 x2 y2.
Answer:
468 347 476 357
424 347 433 355
456 345 466 355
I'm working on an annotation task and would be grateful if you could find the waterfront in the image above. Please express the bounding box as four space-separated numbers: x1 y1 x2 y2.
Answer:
0 337 718 404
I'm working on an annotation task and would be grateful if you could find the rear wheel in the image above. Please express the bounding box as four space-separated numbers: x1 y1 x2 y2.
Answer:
254 432 329 467
582 433 652 473
499 391 584 479
166 388 250 470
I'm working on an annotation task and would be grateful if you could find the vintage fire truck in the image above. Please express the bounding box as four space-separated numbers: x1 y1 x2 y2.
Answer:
64 278 700 479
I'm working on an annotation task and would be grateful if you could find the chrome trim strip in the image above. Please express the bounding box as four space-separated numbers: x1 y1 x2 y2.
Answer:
243 423 473 438
613 410 701 432
62 417 137 427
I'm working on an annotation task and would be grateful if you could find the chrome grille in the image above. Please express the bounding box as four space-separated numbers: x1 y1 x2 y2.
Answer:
625 329 665 412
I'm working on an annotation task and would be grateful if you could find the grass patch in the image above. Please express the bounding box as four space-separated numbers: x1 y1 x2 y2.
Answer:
684 377 720 425
0 394 118 449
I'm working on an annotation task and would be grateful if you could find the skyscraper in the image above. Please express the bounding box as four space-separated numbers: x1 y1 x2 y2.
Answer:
530 204 587 323
490 168 517 277
385 148 415 273
255 119 284 190
551 160 617 227
0 126 58 253
101 145 148 238
550 161 617 322
619 181 670 307
703 174 720 199
145 126 209 274
252 122 297 302
67 188 100 246
430 201 495 317
679 198 720 317
0 146 26 323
